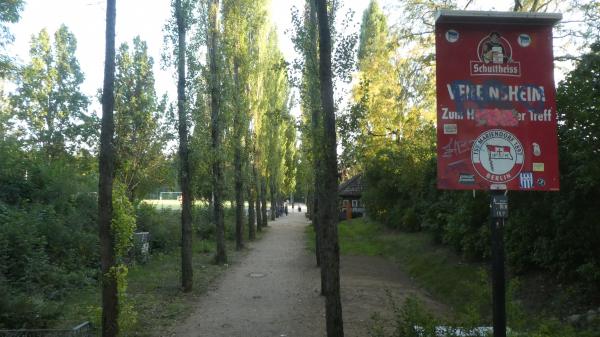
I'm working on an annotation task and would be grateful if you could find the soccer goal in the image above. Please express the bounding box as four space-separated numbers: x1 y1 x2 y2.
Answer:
159 192 182 201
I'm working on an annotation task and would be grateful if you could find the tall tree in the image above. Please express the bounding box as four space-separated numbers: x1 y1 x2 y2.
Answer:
260 28 289 222
208 0 227 264
345 0 403 166
0 0 24 77
315 0 344 335
11 26 91 159
113 37 168 201
222 0 268 250
232 58 245 249
291 0 325 277
307 0 324 272
98 0 118 336
174 0 194 292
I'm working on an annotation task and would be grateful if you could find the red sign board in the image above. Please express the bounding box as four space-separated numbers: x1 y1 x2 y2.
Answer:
435 11 561 191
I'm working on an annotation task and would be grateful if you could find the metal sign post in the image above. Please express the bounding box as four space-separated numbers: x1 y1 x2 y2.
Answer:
434 10 562 337
490 191 508 337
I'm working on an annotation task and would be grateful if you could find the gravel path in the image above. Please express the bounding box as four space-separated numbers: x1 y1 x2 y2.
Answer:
173 208 447 337
174 208 325 337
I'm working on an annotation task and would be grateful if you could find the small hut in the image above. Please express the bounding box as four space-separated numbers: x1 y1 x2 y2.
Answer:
338 174 365 220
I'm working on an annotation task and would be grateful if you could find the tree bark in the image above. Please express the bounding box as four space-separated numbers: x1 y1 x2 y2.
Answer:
315 0 344 336
247 185 256 240
209 0 227 264
313 184 321 269
270 180 276 221
307 0 325 288
233 60 244 251
176 0 193 292
99 0 118 336
254 164 262 232
260 176 268 227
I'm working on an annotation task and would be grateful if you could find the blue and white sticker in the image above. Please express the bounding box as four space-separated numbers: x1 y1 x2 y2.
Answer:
446 30 459 43
518 34 531 47
537 178 546 187
520 172 534 189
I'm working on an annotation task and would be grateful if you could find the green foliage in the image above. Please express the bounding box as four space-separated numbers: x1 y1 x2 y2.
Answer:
136 203 181 252
107 182 138 335
112 182 136 259
113 37 170 201
0 153 98 328
327 218 598 337
10 25 95 157
0 0 24 77
387 296 439 337
0 132 139 331
368 294 594 337
330 218 490 314
361 119 436 231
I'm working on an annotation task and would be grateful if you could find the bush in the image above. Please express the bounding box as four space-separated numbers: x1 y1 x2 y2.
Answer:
135 203 180 253
194 205 214 239
401 207 420 232
0 197 98 328
0 277 61 329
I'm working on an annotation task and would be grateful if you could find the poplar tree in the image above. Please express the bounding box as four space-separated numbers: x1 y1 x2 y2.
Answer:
290 0 325 279
348 0 401 162
255 28 290 223
208 0 227 264
174 0 194 292
222 0 269 246
315 0 344 335
113 37 167 201
98 0 118 335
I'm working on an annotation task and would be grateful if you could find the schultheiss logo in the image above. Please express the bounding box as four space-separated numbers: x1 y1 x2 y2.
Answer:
470 31 521 77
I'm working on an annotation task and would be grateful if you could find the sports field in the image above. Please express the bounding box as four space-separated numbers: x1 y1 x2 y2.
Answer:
142 199 244 210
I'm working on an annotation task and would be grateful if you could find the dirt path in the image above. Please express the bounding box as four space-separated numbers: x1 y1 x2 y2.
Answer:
172 209 447 337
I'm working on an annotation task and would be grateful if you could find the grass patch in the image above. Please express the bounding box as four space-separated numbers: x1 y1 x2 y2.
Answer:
125 239 233 336
55 228 265 335
309 218 600 336
307 218 488 317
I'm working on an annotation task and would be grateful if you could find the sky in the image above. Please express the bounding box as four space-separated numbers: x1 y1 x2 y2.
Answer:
7 0 577 114
7 0 372 106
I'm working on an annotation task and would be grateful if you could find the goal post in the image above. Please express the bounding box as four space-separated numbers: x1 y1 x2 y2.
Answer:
159 192 182 201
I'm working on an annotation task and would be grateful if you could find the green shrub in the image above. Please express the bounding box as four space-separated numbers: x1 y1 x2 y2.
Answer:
402 207 420 232
135 203 180 253
369 295 489 337
194 205 214 239
0 201 96 328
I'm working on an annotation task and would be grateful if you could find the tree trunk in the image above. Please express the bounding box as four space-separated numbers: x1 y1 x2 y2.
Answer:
270 180 276 221
233 60 244 251
254 164 262 232
260 176 268 227
209 0 227 264
315 0 344 335
99 0 118 336
176 0 194 294
247 185 256 240
313 186 321 269
306 0 325 280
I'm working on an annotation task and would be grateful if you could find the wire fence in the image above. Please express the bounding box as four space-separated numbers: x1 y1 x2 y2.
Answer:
0 322 92 337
